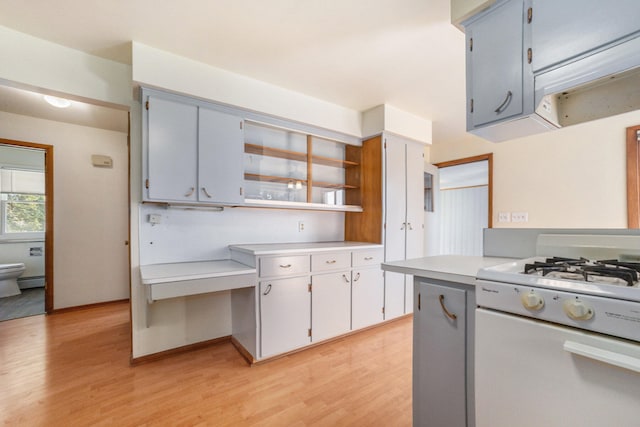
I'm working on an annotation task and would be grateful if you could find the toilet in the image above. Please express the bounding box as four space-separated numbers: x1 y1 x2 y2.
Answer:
0 263 26 298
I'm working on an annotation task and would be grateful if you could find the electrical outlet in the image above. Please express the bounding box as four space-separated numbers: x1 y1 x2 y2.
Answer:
511 212 529 223
148 214 162 225
298 221 305 232
498 212 511 222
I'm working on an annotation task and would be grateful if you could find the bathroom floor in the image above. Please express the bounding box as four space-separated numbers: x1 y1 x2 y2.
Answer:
0 288 45 322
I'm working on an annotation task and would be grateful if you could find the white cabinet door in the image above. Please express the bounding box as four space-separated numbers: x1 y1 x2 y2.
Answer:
405 140 425 260
260 276 311 358
146 96 198 201
414 282 467 427
198 108 244 204
352 267 384 329
311 271 351 342
384 137 407 264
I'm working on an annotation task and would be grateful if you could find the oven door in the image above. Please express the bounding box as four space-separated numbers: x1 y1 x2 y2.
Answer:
475 308 640 427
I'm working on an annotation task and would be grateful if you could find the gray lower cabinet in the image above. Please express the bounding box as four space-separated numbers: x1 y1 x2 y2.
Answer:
259 276 311 358
413 279 475 427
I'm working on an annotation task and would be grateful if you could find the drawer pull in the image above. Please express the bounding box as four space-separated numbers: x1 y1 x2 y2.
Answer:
342 274 350 283
494 90 513 114
326 260 337 264
353 272 361 282
364 256 374 261
263 284 272 296
279 264 292 269
184 187 195 197
439 294 457 321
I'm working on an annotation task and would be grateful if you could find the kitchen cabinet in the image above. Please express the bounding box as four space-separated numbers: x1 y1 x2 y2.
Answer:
414 279 474 427
146 95 198 202
351 266 384 329
259 276 311 358
531 0 640 73
143 90 244 204
465 0 528 129
450 0 495 28
384 134 425 319
311 271 352 342
243 121 362 210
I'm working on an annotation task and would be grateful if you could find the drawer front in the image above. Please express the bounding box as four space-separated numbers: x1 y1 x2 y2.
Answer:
311 252 351 273
260 255 309 278
352 249 383 267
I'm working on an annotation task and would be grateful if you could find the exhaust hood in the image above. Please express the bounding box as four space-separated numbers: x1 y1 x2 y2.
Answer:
473 33 640 142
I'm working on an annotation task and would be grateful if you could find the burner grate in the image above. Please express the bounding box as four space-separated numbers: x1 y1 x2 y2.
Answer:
523 257 640 287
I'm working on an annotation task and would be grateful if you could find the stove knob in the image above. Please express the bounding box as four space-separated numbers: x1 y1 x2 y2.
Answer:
521 292 544 311
563 300 594 320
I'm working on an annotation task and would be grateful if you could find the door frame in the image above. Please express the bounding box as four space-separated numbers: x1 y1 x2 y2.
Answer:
434 153 493 228
0 138 54 313
627 125 639 228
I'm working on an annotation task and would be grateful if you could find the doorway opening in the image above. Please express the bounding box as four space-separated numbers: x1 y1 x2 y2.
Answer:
0 139 53 320
433 153 493 256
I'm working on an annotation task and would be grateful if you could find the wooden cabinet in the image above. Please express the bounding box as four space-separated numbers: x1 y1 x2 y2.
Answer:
465 0 528 129
143 91 244 204
413 279 475 427
384 135 425 319
259 276 311 358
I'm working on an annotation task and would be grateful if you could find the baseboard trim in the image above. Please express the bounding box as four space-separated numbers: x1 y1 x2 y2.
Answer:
130 335 232 366
230 337 256 365
50 298 129 315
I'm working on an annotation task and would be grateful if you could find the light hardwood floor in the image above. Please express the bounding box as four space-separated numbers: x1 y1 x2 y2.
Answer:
1 301 412 426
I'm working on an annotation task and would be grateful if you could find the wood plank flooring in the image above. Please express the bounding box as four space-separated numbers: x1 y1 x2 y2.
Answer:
0 301 412 426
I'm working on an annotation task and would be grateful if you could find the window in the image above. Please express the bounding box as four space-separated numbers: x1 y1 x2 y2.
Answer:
0 168 45 238
424 172 434 212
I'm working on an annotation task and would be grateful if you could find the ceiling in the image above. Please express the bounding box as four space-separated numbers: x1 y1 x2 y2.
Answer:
0 0 469 143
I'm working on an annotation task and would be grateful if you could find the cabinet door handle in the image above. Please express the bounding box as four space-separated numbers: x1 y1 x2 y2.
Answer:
342 274 350 283
184 187 195 197
401 222 406 230
279 264 292 269
353 272 361 282
494 91 513 114
407 222 413 230
326 260 336 264
201 187 212 198
439 294 457 320
263 284 272 295
364 256 373 261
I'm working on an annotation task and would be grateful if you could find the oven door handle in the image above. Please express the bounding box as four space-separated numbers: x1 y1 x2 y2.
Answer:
563 341 640 374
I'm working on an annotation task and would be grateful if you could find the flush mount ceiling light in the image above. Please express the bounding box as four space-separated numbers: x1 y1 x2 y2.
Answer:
43 95 71 108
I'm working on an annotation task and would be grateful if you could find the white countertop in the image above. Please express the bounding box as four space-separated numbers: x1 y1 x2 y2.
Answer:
229 241 383 256
140 260 256 285
382 255 516 286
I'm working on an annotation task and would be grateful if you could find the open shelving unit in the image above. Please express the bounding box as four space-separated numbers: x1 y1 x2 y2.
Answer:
243 122 362 210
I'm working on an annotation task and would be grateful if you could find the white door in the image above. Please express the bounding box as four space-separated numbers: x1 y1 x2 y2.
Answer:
476 309 640 427
146 96 198 201
404 141 425 313
384 136 407 263
311 272 351 342
198 108 244 204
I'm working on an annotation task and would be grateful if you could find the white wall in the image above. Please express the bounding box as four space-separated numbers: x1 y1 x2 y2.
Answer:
0 111 129 308
431 110 640 228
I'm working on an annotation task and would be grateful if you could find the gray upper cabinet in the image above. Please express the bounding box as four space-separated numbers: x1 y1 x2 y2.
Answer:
466 0 527 129
198 108 244 204
147 96 198 202
144 90 244 205
532 0 640 73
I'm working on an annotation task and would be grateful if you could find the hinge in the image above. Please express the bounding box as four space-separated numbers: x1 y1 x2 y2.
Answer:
470 98 474 113
383 223 386 230
240 121 243 130
469 37 473 52
382 306 385 314
636 130 640 142
308 283 312 292
240 187 244 196
527 48 533 64
384 139 387 149
527 7 533 24
308 328 312 337
145 100 149 110
145 179 149 189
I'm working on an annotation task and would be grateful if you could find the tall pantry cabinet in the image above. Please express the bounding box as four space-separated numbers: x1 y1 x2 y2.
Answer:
345 133 425 320
384 134 425 318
